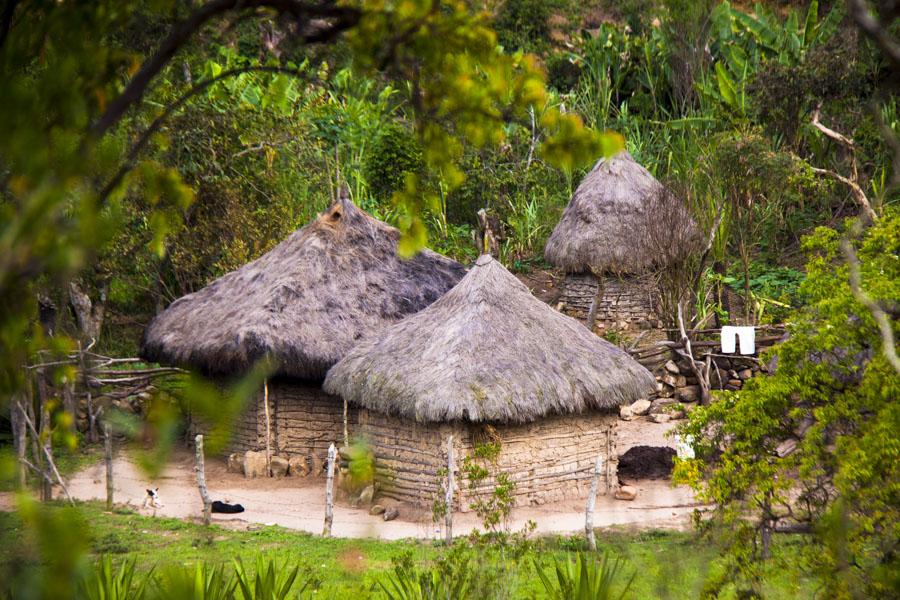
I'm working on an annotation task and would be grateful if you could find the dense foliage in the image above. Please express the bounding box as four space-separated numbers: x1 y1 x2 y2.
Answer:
675 208 900 597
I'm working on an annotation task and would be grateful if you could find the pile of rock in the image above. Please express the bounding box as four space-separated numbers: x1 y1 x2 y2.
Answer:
227 450 321 478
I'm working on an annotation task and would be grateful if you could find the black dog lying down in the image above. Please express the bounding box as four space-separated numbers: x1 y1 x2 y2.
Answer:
211 500 245 514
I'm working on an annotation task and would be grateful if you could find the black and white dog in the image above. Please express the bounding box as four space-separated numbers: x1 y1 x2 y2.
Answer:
142 487 163 509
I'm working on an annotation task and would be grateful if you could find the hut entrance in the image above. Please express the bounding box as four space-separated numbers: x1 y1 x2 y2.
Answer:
617 445 676 481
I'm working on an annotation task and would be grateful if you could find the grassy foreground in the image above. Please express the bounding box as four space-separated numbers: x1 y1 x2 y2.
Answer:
1 500 814 598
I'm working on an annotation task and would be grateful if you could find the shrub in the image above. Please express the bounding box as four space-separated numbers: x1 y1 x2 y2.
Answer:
364 124 423 202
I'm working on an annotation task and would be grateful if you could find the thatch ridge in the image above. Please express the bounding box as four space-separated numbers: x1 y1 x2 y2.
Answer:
323 254 656 423
141 197 466 379
544 151 698 275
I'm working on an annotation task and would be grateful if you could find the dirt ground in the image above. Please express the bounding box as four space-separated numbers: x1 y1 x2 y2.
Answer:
0 449 707 540
515 268 562 306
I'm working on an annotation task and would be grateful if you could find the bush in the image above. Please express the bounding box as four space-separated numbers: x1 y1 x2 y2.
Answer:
494 0 555 53
364 124 423 202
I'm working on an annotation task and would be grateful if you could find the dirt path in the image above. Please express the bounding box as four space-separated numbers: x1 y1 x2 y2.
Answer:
2 450 706 540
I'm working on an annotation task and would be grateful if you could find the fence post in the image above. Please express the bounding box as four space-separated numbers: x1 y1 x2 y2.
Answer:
323 443 336 537
585 453 603 551
104 422 113 510
194 434 212 526
263 379 272 476
445 435 454 545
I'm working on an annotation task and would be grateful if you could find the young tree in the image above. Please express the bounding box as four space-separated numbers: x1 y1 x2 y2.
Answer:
674 206 899 597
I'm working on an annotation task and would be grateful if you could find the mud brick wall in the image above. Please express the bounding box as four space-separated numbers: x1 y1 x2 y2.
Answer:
354 409 453 507
268 381 352 462
559 272 661 331
196 380 351 463
354 409 618 511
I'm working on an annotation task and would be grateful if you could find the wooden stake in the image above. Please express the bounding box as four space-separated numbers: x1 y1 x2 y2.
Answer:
342 397 349 448
11 395 26 490
263 379 272 476
586 275 604 332
194 434 212 526
104 421 113 510
19 399 74 505
323 443 336 537
605 427 612 495
585 453 603 551
445 435 454 545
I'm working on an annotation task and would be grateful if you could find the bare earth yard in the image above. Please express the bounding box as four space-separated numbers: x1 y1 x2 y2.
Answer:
0 445 704 540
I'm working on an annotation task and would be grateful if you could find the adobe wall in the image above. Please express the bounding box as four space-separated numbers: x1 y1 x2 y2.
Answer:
198 380 351 463
558 272 661 331
354 409 619 511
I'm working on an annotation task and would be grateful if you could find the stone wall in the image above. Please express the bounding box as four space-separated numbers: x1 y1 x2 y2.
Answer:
354 409 619 510
615 327 785 428
558 272 661 331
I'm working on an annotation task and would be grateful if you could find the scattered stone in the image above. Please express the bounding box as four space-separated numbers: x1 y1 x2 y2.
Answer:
737 369 753 380
369 504 386 516
383 507 400 521
776 438 798 458
615 485 637 501
661 373 679 388
242 451 268 478
270 455 289 478
726 379 742 390
650 397 676 414
674 375 687 388
657 386 674 398
289 456 310 477
227 453 243 474
664 360 680 374
677 385 702 403
629 399 652 416
651 413 671 424
619 405 634 421
310 453 323 477
655 382 664 393
359 485 375 507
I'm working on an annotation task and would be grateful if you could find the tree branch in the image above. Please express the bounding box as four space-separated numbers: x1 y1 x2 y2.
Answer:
97 65 309 204
841 238 900 376
847 0 900 74
0 0 20 51
86 0 360 142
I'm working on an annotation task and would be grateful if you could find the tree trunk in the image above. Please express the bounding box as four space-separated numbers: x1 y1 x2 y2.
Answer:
68 280 107 342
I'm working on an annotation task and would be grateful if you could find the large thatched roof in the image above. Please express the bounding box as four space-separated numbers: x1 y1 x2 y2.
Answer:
141 197 466 379
323 255 656 423
544 151 699 275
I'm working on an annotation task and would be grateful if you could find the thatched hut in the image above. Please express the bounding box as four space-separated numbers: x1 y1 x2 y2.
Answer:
141 196 465 462
323 254 656 508
544 151 698 331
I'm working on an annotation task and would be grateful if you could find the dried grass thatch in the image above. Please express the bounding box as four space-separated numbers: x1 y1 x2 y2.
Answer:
323 255 656 423
545 151 698 275
141 197 466 379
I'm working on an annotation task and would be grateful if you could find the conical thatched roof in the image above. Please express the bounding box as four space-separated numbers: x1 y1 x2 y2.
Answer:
323 255 656 423
141 197 466 379
544 151 699 275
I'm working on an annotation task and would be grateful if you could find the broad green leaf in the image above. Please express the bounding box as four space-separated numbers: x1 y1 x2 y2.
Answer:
715 62 738 110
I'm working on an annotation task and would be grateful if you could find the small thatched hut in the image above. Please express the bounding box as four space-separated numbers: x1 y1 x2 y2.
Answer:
324 254 656 508
141 196 466 462
545 151 698 331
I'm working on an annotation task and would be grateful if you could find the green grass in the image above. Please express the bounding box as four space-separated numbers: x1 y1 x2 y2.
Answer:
0 501 818 598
